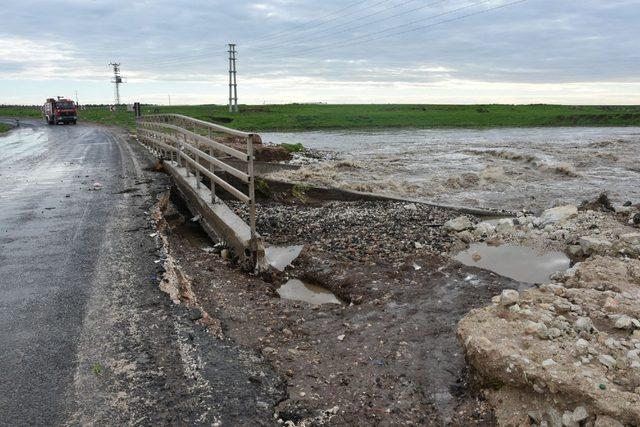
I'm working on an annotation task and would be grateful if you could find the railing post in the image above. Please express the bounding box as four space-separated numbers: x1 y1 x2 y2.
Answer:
184 133 190 177
208 129 216 203
177 131 182 167
195 153 201 189
247 134 257 258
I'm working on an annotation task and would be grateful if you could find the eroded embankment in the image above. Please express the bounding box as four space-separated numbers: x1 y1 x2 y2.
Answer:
449 197 640 426
154 189 536 425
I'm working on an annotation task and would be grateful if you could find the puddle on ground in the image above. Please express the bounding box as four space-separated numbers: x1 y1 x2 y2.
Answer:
277 279 342 305
265 245 304 271
454 243 570 284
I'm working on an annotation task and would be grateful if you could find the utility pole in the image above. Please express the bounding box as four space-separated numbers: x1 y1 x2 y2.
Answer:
168 94 171 106
109 62 125 105
228 44 238 113
75 90 79 107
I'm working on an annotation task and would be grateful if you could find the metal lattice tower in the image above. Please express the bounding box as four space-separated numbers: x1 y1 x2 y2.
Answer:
109 62 125 105
228 44 238 113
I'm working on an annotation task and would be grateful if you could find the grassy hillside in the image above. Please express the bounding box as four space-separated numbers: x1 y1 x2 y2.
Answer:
2 104 640 132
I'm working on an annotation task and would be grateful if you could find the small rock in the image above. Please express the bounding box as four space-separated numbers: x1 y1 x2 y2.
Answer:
337 334 345 341
472 252 482 262
540 205 578 225
262 347 276 356
575 317 594 333
443 216 473 232
623 201 633 207
567 245 582 257
499 289 519 307
598 354 616 369
542 358 557 368
414 241 423 249
619 232 640 246
614 315 640 330
495 218 514 234
473 222 495 237
633 213 640 225
457 230 474 243
603 297 619 312
572 406 588 422
404 203 418 211
580 236 613 255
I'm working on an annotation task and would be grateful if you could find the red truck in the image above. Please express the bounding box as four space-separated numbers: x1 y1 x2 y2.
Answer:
43 97 77 125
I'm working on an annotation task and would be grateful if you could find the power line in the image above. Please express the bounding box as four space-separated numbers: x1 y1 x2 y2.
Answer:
257 0 526 59
245 0 394 45
127 0 386 69
256 0 448 51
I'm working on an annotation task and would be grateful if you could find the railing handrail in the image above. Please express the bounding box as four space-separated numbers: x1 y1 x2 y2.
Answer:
139 113 251 138
138 121 248 160
136 113 259 263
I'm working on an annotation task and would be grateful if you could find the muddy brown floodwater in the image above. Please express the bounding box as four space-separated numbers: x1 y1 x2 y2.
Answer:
262 127 640 211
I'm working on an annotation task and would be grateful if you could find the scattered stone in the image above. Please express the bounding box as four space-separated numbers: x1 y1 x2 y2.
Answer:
495 218 514 234
620 232 640 246
499 289 519 307
614 315 640 330
337 334 345 341
457 230 474 243
444 216 473 232
472 252 482 262
580 236 613 255
633 213 640 225
414 241 423 249
574 317 594 333
540 205 578 226
403 203 418 211
572 406 588 422
542 358 557 368
598 354 616 369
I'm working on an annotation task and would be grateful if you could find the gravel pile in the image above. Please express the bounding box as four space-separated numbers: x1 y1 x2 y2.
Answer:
230 200 461 262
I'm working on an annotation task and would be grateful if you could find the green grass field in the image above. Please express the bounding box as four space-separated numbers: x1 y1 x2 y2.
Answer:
0 123 11 133
2 104 640 132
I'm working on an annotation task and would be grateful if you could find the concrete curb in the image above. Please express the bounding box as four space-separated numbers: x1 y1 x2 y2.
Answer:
165 161 258 260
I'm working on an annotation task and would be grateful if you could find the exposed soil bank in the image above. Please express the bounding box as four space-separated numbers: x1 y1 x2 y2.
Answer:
452 197 640 426
158 194 531 424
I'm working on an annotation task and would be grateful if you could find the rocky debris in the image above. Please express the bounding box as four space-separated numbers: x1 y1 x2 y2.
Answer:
443 215 474 232
452 196 640 261
540 205 579 226
580 236 614 255
229 200 459 264
633 213 640 225
458 251 640 426
580 192 616 213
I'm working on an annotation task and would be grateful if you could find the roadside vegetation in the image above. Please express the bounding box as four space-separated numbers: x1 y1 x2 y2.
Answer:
0 123 11 133
2 103 640 132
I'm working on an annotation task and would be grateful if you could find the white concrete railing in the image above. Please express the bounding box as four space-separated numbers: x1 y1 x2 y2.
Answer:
136 114 258 255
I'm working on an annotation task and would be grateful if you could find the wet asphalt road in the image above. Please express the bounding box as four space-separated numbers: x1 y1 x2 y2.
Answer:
0 121 284 426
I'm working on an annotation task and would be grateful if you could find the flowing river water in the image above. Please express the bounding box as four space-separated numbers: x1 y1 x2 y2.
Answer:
262 127 640 211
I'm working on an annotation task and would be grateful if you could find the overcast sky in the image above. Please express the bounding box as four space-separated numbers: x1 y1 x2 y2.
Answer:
1 0 639 105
